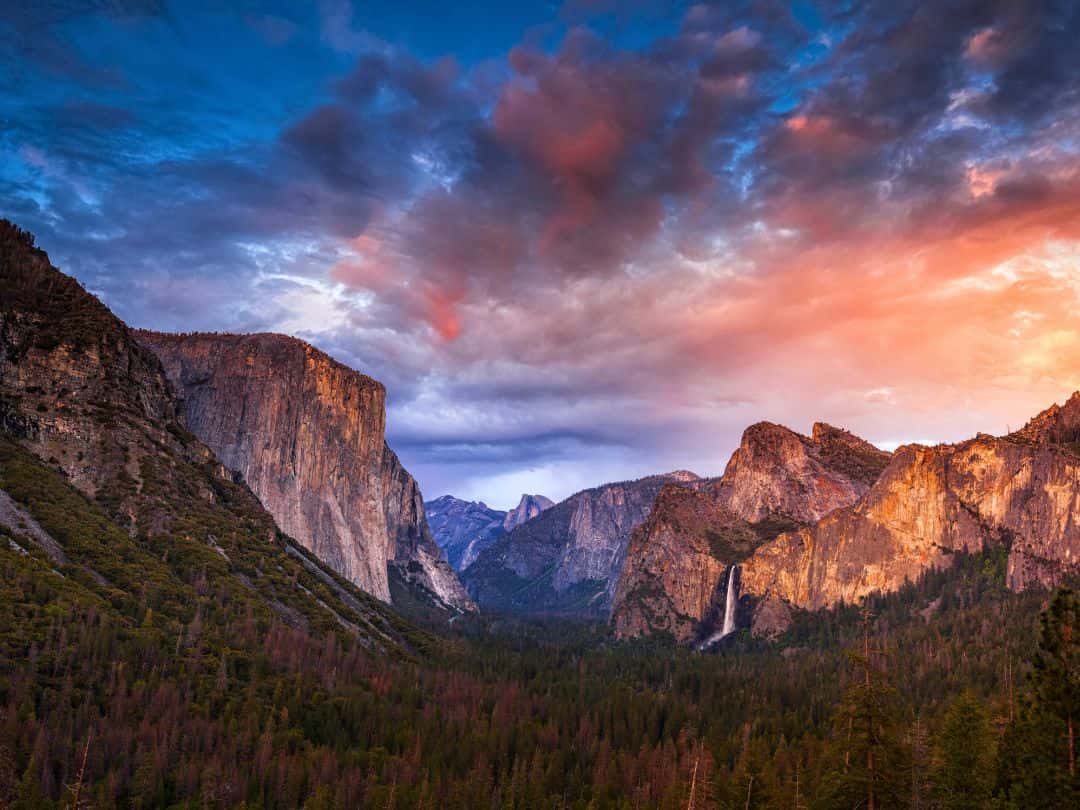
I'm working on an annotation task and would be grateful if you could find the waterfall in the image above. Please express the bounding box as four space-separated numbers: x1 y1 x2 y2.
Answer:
721 564 738 637
697 564 739 650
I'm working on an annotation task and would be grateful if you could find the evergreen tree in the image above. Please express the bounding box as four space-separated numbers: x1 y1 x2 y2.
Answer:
1031 588 1079 779
815 611 909 810
997 588 1080 808
931 692 995 809
906 713 932 810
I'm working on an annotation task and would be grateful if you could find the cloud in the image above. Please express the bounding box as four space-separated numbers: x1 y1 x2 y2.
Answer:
5 0 1080 505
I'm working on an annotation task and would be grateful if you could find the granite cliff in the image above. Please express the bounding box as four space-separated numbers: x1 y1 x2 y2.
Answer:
0 219 425 650
613 397 1080 644
504 493 555 531
611 422 891 642
464 471 699 615
740 397 1080 624
139 332 474 612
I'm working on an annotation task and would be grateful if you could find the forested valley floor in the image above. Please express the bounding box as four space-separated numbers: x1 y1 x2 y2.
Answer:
1 431 1078 809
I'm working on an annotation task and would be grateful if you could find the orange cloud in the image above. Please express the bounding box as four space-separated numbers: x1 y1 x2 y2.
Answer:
423 287 464 341
965 27 1007 65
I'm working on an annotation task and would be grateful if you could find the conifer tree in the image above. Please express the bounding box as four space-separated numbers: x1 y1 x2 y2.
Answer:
1031 588 1079 779
932 692 995 809
816 610 909 810
997 589 1080 807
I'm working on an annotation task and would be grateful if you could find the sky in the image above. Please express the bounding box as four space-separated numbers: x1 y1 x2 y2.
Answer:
2 1 1079 509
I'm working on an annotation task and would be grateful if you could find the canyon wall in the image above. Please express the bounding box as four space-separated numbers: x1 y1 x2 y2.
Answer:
140 332 474 612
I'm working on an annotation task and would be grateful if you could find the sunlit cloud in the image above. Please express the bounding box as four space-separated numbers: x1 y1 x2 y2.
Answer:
4 0 1080 507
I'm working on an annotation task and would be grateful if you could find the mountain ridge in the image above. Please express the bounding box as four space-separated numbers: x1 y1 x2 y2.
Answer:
740 398 1080 630
611 420 891 641
463 470 700 616
0 217 427 652
137 329 474 613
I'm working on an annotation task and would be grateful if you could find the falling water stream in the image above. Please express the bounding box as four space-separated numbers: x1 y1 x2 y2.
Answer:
698 564 738 650
720 564 738 637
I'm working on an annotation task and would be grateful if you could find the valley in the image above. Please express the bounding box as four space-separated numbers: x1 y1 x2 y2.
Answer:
2 206 1079 806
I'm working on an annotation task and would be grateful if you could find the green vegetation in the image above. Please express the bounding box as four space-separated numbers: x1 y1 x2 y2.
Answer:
814 431 892 487
704 513 800 563
2 431 1077 808
751 514 803 541
705 524 758 561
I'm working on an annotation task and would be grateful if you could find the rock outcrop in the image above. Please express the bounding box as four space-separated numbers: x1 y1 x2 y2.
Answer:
0 219 427 654
1 221 205 528
611 422 891 641
138 331 474 612
464 471 699 616
503 493 554 531
741 398 1080 617
426 495 508 571
712 421 892 523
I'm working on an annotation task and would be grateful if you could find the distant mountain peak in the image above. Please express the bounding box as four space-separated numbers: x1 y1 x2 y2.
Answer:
665 470 700 482
425 495 508 572
503 493 555 531
465 471 696 616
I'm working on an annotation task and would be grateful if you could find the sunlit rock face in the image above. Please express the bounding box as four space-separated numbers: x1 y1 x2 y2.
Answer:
611 422 891 642
464 472 699 616
740 394 1080 617
140 331 474 612
610 484 741 642
714 421 890 523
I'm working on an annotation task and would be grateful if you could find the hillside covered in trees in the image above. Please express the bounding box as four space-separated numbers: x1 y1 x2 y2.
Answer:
1 218 1078 808
2 452 1077 810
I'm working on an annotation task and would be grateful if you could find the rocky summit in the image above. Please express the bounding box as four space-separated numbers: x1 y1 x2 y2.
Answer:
740 396 1080 625
611 422 891 642
503 493 555 531
139 331 474 613
464 471 699 616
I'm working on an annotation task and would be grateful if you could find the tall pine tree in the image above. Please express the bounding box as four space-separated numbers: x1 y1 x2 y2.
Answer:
997 588 1080 808
932 691 995 809
816 610 909 810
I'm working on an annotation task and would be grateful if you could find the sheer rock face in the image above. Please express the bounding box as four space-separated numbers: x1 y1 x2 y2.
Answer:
611 423 890 641
464 471 699 616
715 421 891 523
139 332 474 611
425 495 507 571
503 493 554 531
609 485 745 641
0 221 432 652
741 405 1080 613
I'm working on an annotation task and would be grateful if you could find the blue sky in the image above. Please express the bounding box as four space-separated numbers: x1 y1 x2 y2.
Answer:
3 1 1079 508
